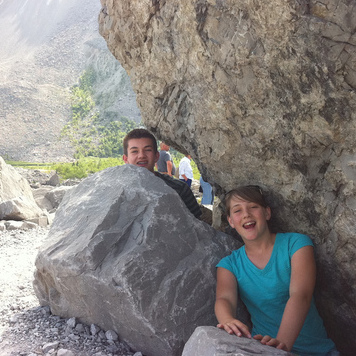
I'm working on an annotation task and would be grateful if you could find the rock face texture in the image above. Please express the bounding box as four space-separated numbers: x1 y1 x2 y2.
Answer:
98 1 356 354
182 326 291 356
33 165 241 356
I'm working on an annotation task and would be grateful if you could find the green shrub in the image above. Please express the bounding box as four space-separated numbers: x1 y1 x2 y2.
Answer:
7 155 200 182
60 68 139 159
53 157 124 180
5 161 52 170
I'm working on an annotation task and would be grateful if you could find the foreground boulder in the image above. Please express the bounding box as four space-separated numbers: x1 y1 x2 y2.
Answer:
33 165 241 356
182 326 290 356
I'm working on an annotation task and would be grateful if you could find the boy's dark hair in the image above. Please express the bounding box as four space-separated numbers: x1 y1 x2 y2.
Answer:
123 128 158 155
225 185 268 216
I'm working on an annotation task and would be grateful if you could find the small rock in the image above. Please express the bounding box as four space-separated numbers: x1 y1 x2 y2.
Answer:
57 349 75 356
66 317 76 328
105 329 119 341
9 315 18 324
47 173 60 187
68 333 80 341
106 344 119 353
75 323 85 333
98 330 106 340
41 306 51 315
90 323 101 336
42 341 59 353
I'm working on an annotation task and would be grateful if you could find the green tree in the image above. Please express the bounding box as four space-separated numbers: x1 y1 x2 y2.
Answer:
61 68 139 158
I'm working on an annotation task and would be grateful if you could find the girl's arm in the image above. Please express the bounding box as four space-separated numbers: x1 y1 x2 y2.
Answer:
215 267 251 338
254 245 316 351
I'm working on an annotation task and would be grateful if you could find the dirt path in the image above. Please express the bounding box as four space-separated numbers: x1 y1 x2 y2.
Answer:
0 227 140 356
0 228 47 336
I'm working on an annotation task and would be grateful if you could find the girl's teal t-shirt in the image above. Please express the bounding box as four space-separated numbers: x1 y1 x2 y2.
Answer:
217 232 335 355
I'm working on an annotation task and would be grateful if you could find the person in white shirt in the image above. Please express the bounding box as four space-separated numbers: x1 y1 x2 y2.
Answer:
179 154 194 187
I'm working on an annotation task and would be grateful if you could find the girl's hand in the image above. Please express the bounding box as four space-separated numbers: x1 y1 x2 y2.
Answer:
253 334 288 351
217 319 251 338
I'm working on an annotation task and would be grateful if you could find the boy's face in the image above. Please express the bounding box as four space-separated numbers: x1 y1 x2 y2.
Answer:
123 138 159 172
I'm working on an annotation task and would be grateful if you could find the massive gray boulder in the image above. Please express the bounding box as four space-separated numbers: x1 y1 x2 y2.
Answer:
98 1 356 353
182 326 291 356
0 157 37 202
33 165 241 356
0 157 44 221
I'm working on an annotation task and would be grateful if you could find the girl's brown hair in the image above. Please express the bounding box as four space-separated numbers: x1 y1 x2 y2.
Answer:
225 185 268 216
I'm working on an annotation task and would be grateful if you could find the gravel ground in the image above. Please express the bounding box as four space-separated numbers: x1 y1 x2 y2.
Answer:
0 227 142 356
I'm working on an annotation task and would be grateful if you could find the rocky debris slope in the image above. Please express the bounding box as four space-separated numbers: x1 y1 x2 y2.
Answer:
0 0 140 162
99 1 356 353
0 227 144 356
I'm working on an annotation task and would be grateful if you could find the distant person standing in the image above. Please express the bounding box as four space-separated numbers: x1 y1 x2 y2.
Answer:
156 142 176 176
200 176 214 205
179 154 193 187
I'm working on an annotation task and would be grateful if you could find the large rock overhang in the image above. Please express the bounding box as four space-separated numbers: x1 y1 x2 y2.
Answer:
98 1 356 354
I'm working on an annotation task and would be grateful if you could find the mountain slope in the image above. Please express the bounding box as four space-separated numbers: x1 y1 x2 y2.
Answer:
0 0 140 162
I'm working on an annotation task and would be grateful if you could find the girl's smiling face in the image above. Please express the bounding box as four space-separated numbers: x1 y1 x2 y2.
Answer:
227 195 271 242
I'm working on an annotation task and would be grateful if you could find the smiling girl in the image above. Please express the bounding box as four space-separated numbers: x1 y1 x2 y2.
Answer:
215 185 338 356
